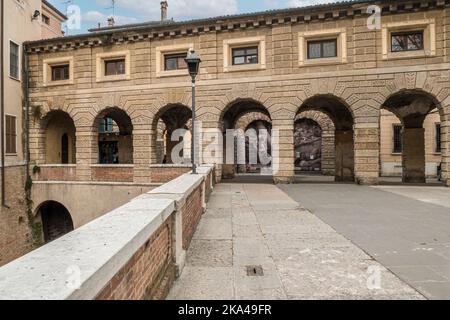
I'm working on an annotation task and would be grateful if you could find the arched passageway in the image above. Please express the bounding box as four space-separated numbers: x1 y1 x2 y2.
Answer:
36 201 74 243
381 90 443 184
296 95 354 182
220 100 272 179
294 118 322 172
42 111 76 164
152 104 192 164
94 108 133 164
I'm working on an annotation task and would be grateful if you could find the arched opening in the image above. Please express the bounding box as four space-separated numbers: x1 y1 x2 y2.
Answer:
94 108 133 164
296 95 355 182
220 100 272 179
42 111 76 164
294 118 322 173
36 201 74 243
152 104 192 164
381 90 443 184
240 119 272 174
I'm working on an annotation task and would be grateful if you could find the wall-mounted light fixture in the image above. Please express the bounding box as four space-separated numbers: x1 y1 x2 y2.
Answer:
31 10 41 21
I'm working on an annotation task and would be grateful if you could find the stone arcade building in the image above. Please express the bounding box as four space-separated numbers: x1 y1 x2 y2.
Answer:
6 0 450 263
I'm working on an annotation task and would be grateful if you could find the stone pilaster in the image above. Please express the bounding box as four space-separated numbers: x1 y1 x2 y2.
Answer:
76 127 95 181
272 118 295 184
402 128 426 184
353 122 380 185
133 126 151 183
335 130 355 182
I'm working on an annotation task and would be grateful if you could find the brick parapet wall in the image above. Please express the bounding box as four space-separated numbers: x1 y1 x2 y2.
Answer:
91 166 134 183
0 166 214 300
181 185 203 250
33 165 193 184
35 165 77 181
95 214 175 300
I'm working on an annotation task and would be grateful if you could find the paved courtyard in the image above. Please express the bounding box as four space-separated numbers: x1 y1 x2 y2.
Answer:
280 183 450 300
168 183 423 300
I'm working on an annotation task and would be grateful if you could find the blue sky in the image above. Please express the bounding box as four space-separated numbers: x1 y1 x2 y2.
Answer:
47 0 334 35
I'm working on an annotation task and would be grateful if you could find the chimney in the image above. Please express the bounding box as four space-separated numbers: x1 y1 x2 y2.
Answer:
161 1 168 22
107 16 115 27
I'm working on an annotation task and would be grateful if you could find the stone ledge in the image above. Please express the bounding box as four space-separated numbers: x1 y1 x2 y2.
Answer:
0 197 175 300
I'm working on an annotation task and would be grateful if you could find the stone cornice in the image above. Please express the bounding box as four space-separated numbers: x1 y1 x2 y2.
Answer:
25 0 448 54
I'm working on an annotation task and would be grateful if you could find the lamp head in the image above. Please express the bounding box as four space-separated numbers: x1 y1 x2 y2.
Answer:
185 49 201 79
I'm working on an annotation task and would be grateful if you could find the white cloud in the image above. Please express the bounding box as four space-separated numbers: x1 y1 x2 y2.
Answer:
96 0 239 22
83 10 138 27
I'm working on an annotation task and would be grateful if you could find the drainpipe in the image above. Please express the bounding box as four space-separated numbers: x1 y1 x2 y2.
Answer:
1 0 7 207
23 45 30 189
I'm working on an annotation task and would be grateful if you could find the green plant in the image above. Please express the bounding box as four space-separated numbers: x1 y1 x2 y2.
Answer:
32 165 41 175
24 176 44 247
32 105 42 120
25 176 33 191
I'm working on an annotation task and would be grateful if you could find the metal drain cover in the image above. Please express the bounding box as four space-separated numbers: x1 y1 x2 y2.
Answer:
246 266 264 277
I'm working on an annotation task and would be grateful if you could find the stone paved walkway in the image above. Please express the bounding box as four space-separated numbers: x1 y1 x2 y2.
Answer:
168 183 423 300
280 183 450 300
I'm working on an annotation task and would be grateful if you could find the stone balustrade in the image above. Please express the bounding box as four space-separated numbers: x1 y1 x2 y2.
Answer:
0 165 215 300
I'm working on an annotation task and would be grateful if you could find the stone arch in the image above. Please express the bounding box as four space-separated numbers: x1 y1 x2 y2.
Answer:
38 110 76 165
151 104 192 164
381 89 445 183
93 107 134 164
35 200 74 243
234 111 271 130
296 94 355 182
220 99 272 179
296 110 335 176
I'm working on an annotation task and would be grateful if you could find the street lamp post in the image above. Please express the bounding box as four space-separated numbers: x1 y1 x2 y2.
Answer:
185 49 201 174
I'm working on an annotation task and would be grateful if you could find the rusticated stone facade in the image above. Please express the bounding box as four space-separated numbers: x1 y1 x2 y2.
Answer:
24 0 450 187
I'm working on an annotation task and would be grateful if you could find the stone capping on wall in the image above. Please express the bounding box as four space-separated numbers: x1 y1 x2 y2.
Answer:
0 165 215 300
149 164 192 168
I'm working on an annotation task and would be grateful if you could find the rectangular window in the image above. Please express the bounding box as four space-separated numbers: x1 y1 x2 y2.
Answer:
51 64 70 81
307 39 337 59
105 59 126 76
10 41 19 79
42 14 50 25
164 53 187 71
393 124 403 154
232 46 258 65
391 31 424 52
436 123 442 153
5 115 17 154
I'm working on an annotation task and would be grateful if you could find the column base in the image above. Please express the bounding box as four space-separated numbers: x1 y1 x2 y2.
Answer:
445 179 450 187
273 176 295 184
403 176 426 184
355 176 379 186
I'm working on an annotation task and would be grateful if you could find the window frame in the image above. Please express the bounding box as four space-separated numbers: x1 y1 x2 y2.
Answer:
164 52 188 71
381 19 436 60
9 40 20 80
392 124 403 154
307 39 338 60
96 51 131 82
42 14 50 25
104 58 126 76
51 64 70 82
391 30 424 53
43 57 74 86
231 46 259 66
298 28 347 67
223 36 266 73
5 114 17 155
